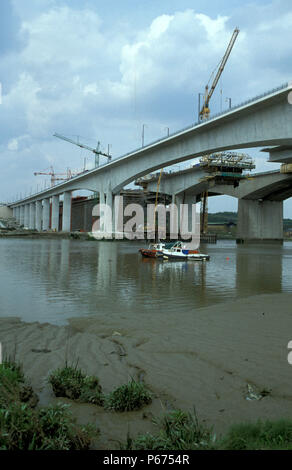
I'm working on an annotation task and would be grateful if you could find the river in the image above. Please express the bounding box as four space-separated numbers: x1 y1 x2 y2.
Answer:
0 238 292 325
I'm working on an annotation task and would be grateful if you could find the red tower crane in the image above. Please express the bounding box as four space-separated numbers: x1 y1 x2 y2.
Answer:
34 166 76 187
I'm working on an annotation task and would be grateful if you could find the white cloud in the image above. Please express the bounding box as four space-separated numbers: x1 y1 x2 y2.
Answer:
21 7 104 69
119 10 232 96
7 138 18 151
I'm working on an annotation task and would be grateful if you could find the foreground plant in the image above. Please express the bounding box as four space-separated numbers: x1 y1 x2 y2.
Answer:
0 360 38 408
218 420 292 450
0 402 98 450
48 364 104 405
122 409 213 450
104 379 152 412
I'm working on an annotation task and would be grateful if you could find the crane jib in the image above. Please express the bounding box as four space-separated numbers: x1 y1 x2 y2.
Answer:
199 27 240 120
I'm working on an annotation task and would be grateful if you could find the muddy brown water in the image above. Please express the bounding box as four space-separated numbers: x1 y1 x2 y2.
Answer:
0 238 292 324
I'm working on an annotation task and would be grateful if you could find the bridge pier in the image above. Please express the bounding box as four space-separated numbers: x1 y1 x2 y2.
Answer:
29 202 36 230
182 194 198 234
42 198 50 231
24 204 30 228
237 199 283 244
99 192 105 232
14 207 19 223
51 195 60 231
35 201 42 231
105 190 113 235
176 194 183 233
20 206 25 226
62 192 72 232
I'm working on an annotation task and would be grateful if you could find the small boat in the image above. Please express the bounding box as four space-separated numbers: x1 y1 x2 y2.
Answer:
139 241 209 261
156 241 210 261
139 242 166 258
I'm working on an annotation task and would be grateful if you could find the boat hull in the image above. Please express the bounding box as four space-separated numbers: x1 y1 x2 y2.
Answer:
139 249 158 258
156 251 210 261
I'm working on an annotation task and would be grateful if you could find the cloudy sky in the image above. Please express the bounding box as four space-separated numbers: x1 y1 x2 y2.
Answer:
0 0 291 214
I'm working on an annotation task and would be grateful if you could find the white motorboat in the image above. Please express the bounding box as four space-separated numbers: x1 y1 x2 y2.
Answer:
156 241 210 261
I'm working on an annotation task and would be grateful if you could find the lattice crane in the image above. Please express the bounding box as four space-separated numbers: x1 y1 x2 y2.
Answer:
34 166 75 187
53 133 111 168
199 27 240 234
199 27 239 121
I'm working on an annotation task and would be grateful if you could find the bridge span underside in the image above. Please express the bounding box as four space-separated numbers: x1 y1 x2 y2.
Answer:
9 83 292 243
142 169 292 244
211 172 292 243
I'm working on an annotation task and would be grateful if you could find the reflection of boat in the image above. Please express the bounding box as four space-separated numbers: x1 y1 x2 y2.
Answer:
156 242 210 261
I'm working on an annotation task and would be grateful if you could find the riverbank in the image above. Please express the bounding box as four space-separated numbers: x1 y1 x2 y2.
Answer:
0 230 88 240
1 292 292 449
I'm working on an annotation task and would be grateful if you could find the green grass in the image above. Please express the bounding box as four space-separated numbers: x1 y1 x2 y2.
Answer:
0 360 38 408
0 360 99 450
218 420 292 450
123 410 292 450
4 360 292 450
48 364 104 406
122 409 213 450
104 379 152 412
0 402 98 450
123 410 292 451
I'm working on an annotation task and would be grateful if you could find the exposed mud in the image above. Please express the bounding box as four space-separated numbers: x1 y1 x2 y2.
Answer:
1 292 292 449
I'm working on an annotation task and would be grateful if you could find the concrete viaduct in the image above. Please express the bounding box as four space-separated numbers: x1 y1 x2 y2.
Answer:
9 81 292 241
141 168 292 243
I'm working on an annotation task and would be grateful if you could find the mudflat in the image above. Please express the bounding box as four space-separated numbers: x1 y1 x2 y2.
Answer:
1 292 292 449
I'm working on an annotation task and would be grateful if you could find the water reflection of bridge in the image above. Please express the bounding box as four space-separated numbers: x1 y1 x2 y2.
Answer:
6 240 285 323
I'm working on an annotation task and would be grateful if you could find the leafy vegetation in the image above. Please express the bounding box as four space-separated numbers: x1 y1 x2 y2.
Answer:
208 211 292 231
122 409 213 450
0 359 38 408
3 359 292 450
0 359 99 450
48 364 104 406
104 379 152 412
218 420 292 450
122 409 292 451
208 212 238 225
0 402 97 450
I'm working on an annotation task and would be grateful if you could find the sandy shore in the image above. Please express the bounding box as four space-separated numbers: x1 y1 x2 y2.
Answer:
1 292 292 449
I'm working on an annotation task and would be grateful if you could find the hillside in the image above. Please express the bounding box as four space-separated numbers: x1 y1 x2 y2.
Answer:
208 212 292 230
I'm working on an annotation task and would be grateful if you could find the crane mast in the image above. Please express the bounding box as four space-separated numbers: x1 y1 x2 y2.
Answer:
199 27 239 121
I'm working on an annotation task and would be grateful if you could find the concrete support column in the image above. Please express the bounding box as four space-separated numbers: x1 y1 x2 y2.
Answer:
16 207 21 222
42 199 50 231
62 192 72 232
35 201 42 231
237 199 283 244
51 195 60 232
169 194 179 239
114 194 123 238
14 207 19 222
100 192 105 205
20 206 25 226
24 204 30 228
105 190 113 236
99 191 105 232
183 194 198 234
29 202 36 229
176 194 183 234
12 208 16 218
